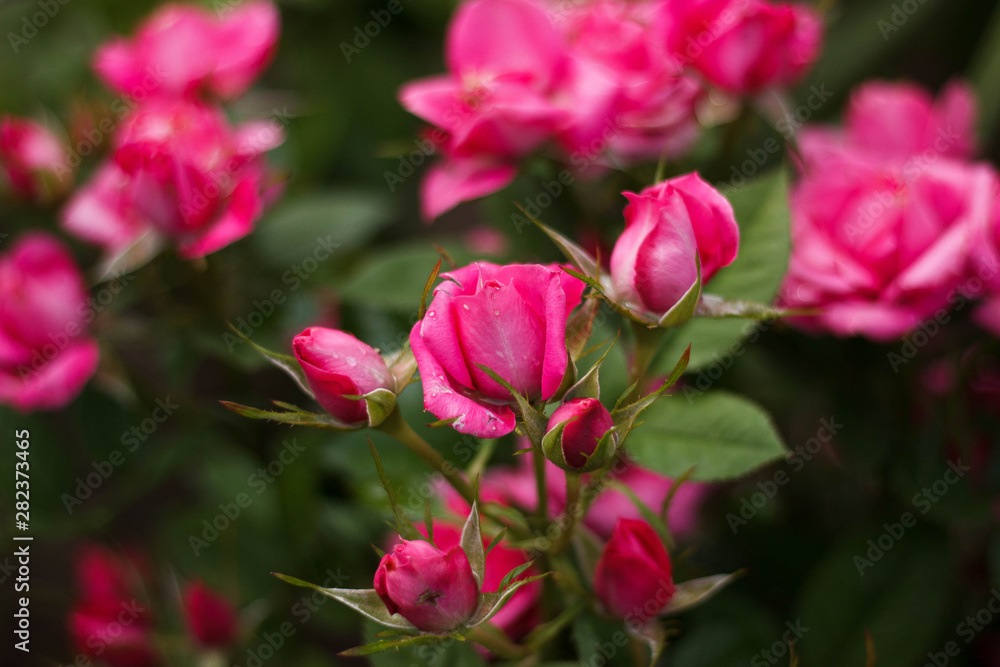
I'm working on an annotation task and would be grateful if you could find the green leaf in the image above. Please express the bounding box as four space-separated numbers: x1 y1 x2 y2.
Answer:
656 170 791 372
484 528 507 558
226 324 314 399
460 500 485 587
563 332 620 402
661 572 745 616
793 531 952 667
271 574 416 630
361 388 398 428
626 391 786 481
657 253 701 328
253 190 392 270
566 298 601 362
468 574 548 627
342 244 474 312
341 634 457 657
220 401 355 430
419 259 443 320
531 215 600 278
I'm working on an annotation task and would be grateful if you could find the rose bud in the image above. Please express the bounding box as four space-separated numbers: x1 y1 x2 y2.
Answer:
293 327 396 426
543 398 615 470
0 115 72 202
410 262 585 437
594 518 675 623
374 538 480 633
183 580 239 648
610 173 739 319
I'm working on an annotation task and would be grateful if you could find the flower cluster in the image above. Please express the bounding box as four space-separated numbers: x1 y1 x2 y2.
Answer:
781 80 1000 340
62 1 283 259
400 0 822 218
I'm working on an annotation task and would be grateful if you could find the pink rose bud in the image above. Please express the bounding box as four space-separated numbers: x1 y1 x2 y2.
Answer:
594 518 675 622
0 233 100 412
0 115 72 201
664 0 822 95
293 327 395 424
610 172 739 316
374 538 480 633
545 398 615 469
183 581 239 648
409 262 585 437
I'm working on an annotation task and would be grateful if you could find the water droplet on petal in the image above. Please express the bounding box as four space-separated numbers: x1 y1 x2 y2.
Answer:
494 310 500 316
462 304 470 310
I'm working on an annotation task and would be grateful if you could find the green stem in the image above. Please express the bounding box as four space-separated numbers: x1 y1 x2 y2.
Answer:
626 322 665 402
378 409 476 506
466 625 531 660
549 471 581 555
533 445 548 526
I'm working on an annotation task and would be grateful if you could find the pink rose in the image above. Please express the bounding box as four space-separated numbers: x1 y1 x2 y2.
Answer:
374 538 480 633
66 99 282 258
781 81 996 340
556 1 702 162
0 115 72 201
663 0 822 95
292 327 396 424
0 234 99 412
546 397 615 469
94 1 279 101
594 518 675 622
410 262 585 437
610 172 739 316
182 581 238 648
399 0 569 218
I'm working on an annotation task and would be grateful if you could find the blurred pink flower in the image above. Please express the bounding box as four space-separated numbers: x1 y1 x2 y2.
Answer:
69 545 158 667
663 0 823 95
63 99 283 258
0 115 72 201
182 581 239 648
0 233 99 412
595 518 674 621
94 1 279 101
781 81 997 340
